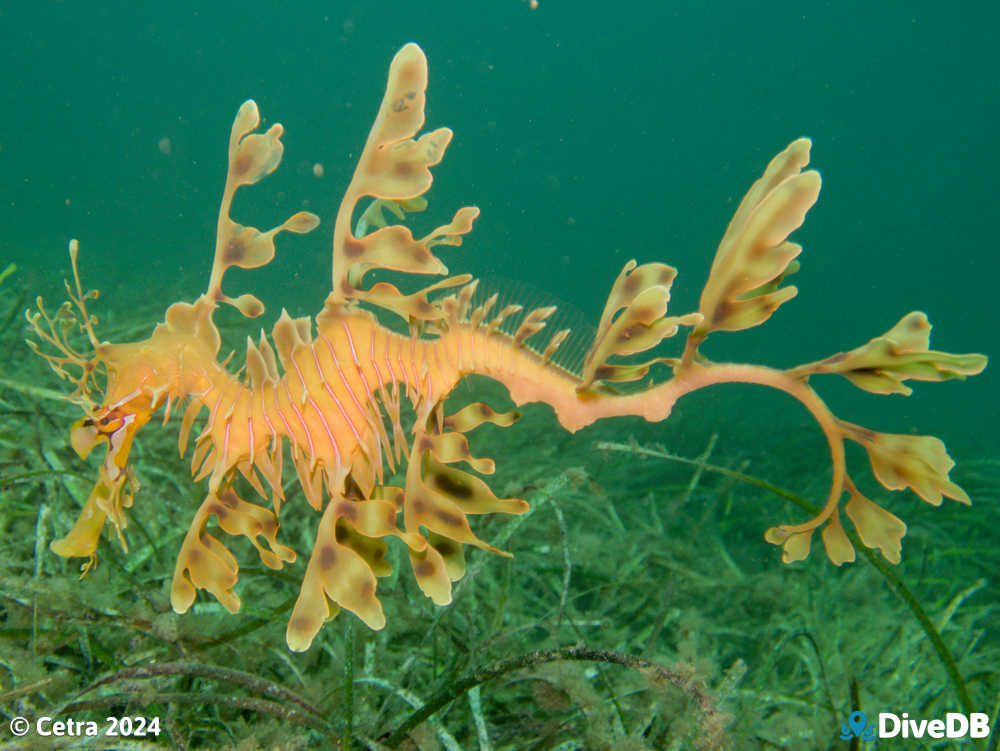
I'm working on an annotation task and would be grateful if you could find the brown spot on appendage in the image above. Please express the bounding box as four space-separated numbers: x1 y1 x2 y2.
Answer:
623 273 641 295
357 579 375 599
319 546 337 569
188 548 201 564
411 498 428 514
594 364 615 380
431 472 473 499
711 300 732 327
824 352 849 364
396 58 422 85
415 560 436 577
394 161 416 179
242 299 264 317
383 488 404 508
232 151 253 179
222 237 247 264
287 617 312 636
435 509 464 528
435 540 457 557
209 504 228 519
344 236 366 258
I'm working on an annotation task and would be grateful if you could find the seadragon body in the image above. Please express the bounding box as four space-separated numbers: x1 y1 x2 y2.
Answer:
28 44 987 651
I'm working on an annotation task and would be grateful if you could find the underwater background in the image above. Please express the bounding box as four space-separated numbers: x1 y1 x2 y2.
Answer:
1 1 997 749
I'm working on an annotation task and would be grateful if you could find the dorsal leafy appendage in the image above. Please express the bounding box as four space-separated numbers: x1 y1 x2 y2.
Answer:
327 43 480 323
26 43 987 651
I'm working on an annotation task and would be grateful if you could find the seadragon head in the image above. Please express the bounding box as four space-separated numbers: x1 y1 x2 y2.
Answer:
26 240 234 571
25 238 165 571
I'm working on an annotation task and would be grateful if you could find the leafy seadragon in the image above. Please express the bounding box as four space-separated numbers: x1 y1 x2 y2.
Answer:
27 43 987 651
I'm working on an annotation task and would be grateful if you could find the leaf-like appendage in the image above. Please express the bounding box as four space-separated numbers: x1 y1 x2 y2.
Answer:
229 293 265 318
355 128 453 201
840 420 971 506
330 44 478 313
343 206 479 294
401 424 528 606
405 451 527 552
444 402 521 432
580 260 701 389
792 312 987 395
820 509 855 566
228 101 284 188
171 488 295 616
49 478 113 565
353 275 473 322
286 496 422 651
697 138 819 335
205 100 320 313
764 525 813 564
844 485 906 564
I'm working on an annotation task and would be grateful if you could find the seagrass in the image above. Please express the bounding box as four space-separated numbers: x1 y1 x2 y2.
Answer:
27 43 987 651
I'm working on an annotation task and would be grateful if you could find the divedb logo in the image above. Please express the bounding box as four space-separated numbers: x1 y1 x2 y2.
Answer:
840 710 991 741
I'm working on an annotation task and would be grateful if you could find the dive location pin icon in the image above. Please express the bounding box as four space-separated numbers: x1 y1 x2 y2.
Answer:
848 711 868 737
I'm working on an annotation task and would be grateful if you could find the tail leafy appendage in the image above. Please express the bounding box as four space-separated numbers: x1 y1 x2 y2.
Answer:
573 137 985 565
